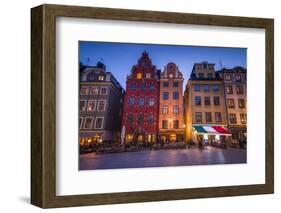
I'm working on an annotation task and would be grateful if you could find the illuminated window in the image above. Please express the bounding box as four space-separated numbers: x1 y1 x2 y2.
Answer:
137 72 142 79
227 99 235 108
162 106 169 114
238 99 246 108
98 75 104 81
173 105 179 114
79 100 87 111
149 98 155 106
80 87 89 95
240 114 247 124
90 87 99 95
87 100 96 111
226 85 233 94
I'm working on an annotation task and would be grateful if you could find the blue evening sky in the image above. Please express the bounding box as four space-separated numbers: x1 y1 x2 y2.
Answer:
79 41 247 89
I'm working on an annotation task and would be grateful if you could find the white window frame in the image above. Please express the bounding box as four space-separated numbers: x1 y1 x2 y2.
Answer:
97 99 107 111
95 117 104 129
79 99 87 111
145 73 151 79
83 117 94 129
100 87 108 95
79 117 84 129
80 86 89 95
87 99 96 111
90 87 99 95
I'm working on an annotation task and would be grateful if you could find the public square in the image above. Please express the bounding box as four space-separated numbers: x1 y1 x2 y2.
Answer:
79 147 246 170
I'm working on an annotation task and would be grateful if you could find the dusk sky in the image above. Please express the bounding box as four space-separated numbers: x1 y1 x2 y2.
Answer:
79 41 247 89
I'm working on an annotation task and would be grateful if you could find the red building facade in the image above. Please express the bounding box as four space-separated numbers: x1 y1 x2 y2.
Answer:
122 51 160 145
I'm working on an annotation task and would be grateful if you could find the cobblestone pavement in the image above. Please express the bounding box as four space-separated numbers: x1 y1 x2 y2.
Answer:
79 146 246 170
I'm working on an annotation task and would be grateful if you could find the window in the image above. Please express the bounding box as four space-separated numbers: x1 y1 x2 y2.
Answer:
146 73 151 78
173 105 179 114
226 85 233 94
136 72 142 79
139 98 145 106
128 97 135 106
229 114 237 124
173 82 179 87
163 92 169 100
87 100 96 111
162 106 169 114
207 73 213 78
213 85 219 92
91 87 99 95
97 100 106 111
140 84 146 91
195 112 202 123
148 115 154 124
79 100 87 111
235 74 242 82
173 92 179 100
98 75 104 81
173 120 179 129
169 73 174 78
137 114 144 125
84 117 93 129
149 84 155 91
215 112 222 122
214 96 220 106
95 117 103 129
149 98 155 106
198 73 204 78
163 82 169 87
195 96 201 106
130 84 136 90
162 120 168 129
236 85 244 94
80 87 89 95
100 87 108 95
194 84 200 92
79 117 83 129
205 112 212 122
204 97 211 106
127 114 133 124
227 99 235 108
238 99 246 108
204 85 209 92
225 74 232 81
240 114 247 124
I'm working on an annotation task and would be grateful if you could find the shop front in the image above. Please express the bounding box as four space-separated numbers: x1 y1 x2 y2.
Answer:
192 125 232 148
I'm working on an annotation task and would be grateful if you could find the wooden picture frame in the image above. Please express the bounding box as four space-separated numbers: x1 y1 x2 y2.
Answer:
31 4 274 208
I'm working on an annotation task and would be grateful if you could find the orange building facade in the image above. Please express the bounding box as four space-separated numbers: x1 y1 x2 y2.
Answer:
158 63 185 142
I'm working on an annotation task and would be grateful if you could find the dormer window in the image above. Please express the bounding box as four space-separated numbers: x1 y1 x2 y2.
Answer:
98 75 104 81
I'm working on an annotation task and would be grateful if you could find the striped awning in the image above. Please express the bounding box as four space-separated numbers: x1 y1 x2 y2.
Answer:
193 125 231 136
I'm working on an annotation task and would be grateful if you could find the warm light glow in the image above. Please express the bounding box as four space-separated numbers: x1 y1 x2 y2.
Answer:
136 73 142 79
203 134 208 140
87 139 91 143
169 118 172 122
215 135 220 140
183 124 186 128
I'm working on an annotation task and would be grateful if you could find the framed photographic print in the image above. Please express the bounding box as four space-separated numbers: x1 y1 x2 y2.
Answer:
31 4 274 208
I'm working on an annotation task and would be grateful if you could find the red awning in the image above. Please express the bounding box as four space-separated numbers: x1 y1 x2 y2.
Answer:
212 126 231 134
